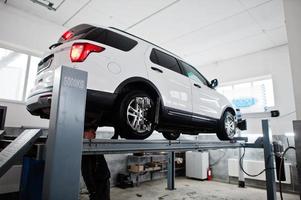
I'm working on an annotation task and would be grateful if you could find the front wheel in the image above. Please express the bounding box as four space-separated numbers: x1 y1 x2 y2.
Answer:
117 91 155 140
162 132 180 140
216 111 236 140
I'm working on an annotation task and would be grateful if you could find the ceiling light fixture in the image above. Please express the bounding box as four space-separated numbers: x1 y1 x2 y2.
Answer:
30 0 65 11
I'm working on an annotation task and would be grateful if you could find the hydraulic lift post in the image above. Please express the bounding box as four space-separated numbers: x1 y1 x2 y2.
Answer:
237 130 245 188
240 112 278 200
167 151 175 190
262 119 277 200
42 66 87 200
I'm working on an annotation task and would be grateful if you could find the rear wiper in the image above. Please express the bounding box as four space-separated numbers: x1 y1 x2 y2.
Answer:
49 42 63 50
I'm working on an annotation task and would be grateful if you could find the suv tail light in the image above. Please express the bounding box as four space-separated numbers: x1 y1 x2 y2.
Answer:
62 30 74 40
70 43 105 62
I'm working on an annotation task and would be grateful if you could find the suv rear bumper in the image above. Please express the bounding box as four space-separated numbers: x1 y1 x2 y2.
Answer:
26 88 118 119
26 88 53 118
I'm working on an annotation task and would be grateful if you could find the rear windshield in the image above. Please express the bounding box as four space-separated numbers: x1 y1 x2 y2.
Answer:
84 28 138 51
58 24 137 52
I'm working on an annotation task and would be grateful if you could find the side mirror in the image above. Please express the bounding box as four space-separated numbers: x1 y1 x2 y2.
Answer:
210 79 218 88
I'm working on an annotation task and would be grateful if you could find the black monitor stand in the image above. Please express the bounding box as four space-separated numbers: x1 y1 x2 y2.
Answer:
0 106 7 130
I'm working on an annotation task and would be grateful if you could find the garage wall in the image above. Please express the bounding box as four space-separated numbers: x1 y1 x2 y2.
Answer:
0 3 64 55
0 4 64 128
0 101 49 128
198 134 298 193
283 0 301 120
199 45 296 135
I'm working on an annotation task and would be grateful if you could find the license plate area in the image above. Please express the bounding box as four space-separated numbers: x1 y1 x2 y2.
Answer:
38 54 54 74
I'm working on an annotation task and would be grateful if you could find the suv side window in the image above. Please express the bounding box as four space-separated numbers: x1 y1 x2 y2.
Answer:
85 28 138 51
150 49 182 74
180 61 208 86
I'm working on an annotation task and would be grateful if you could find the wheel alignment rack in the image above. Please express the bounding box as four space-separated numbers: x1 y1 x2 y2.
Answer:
0 66 278 200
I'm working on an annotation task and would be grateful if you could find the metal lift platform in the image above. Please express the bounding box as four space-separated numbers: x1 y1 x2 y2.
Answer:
0 66 278 200
82 138 258 154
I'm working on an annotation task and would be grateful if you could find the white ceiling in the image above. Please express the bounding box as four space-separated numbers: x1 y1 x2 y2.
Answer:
4 0 287 66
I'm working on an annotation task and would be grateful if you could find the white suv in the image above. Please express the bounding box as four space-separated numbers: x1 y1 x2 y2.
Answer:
26 24 244 140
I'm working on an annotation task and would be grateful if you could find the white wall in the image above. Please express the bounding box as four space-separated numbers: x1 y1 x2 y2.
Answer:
1 101 49 128
199 45 296 135
283 0 301 120
0 4 64 128
0 3 64 55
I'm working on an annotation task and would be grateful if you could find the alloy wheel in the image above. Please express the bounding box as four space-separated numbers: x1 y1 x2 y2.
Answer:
224 114 236 138
126 97 152 133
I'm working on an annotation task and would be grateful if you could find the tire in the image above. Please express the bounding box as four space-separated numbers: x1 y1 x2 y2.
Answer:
162 132 180 140
117 90 155 140
217 111 236 141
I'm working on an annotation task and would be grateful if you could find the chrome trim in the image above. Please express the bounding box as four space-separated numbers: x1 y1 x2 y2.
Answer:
27 86 53 99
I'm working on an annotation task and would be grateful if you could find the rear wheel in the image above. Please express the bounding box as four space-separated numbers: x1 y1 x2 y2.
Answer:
217 111 236 140
117 91 155 140
162 132 180 140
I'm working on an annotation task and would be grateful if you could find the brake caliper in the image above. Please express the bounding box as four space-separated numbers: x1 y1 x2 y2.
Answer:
136 97 152 131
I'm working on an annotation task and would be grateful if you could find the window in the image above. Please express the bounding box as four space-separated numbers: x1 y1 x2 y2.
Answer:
0 47 41 102
26 56 40 98
253 79 275 107
150 49 157 64
85 28 138 51
180 61 208 86
0 48 28 101
217 77 275 113
150 49 182 74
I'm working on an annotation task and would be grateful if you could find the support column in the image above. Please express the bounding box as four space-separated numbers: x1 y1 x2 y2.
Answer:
238 131 245 188
167 151 175 190
262 119 277 200
283 0 301 120
42 66 87 200
283 1 301 197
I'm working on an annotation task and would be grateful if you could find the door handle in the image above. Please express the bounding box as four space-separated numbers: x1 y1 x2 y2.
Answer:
194 83 201 88
151 67 163 73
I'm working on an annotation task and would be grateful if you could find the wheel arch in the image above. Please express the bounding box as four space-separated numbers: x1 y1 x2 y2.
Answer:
114 77 164 107
223 106 236 117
